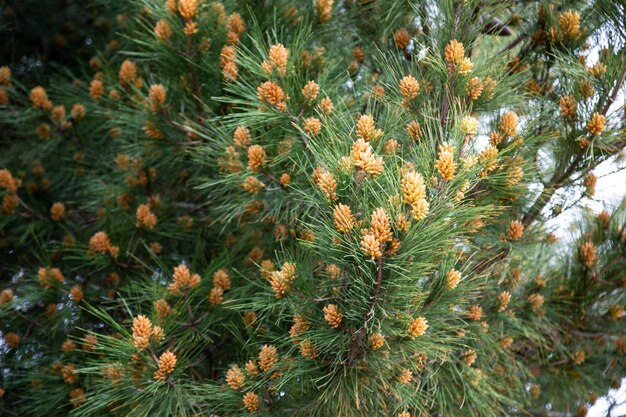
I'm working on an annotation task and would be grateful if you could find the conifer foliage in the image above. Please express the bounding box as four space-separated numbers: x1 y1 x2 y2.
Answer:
1 0 625 416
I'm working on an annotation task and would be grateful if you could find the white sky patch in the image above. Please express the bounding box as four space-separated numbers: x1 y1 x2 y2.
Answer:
589 377 626 417
546 154 626 241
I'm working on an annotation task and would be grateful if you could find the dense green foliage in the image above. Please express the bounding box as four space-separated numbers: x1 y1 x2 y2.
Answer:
1 0 625 416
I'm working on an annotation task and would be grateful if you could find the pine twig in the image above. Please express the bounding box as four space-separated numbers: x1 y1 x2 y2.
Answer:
439 3 461 130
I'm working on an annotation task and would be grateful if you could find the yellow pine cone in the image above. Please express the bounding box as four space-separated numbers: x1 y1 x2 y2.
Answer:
558 10 580 39
369 333 385 350
407 316 428 338
435 144 457 181
226 365 245 390
370 207 393 243
258 344 278 372
586 112 605 135
178 0 198 20
507 220 524 241
333 204 356 233
399 75 419 100
154 351 177 380
445 269 461 289
394 29 410 49
500 111 518 137
243 391 260 412
444 39 465 71
323 304 342 328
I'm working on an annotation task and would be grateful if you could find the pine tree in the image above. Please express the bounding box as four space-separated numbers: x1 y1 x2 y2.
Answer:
1 1 625 416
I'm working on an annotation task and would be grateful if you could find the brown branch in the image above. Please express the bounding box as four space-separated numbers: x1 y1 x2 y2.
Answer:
184 34 205 126
345 328 364 367
187 304 195 323
1 407 19 417
571 330 610 338
365 252 385 324
291 289 333 303
147 347 160 366
17 197 46 221
185 311 210 328
499 33 527 54
598 254 626 277
601 64 626 116
522 183 557 227
346 252 385 367
14 308 42 327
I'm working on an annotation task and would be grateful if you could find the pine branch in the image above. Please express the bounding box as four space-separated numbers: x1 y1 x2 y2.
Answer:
523 63 626 226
